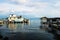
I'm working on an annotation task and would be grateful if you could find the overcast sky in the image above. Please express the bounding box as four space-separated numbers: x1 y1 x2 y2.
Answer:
0 0 60 18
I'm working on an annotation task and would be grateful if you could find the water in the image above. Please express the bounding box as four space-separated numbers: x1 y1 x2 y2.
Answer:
0 18 54 40
0 18 41 34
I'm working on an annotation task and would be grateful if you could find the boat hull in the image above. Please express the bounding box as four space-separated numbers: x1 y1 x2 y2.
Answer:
14 21 24 23
7 20 29 24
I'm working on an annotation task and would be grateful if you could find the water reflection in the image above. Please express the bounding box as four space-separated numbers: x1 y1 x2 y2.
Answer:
0 19 56 40
7 23 30 32
8 23 17 30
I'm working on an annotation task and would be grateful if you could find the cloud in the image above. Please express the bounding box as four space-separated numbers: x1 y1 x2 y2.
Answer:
0 1 48 17
40 1 60 17
7 0 29 4
0 0 60 18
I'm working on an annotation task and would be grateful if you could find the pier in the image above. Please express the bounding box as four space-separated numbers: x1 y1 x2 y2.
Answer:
40 17 60 40
40 17 60 32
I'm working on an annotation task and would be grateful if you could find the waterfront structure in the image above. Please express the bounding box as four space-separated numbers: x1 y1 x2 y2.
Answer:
40 17 48 29
40 17 60 31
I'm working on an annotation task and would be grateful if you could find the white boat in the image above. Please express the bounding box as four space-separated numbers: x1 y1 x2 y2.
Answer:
8 14 29 23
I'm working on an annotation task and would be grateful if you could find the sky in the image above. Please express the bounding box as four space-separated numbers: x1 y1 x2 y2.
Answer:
0 0 60 18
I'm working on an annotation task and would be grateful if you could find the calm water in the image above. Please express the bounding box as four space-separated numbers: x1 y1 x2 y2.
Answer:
0 18 54 40
0 19 41 34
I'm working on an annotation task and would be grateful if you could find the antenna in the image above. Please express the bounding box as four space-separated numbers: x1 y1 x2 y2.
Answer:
9 8 15 15
11 8 14 14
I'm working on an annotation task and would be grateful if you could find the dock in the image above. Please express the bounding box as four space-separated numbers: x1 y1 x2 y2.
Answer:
40 17 60 35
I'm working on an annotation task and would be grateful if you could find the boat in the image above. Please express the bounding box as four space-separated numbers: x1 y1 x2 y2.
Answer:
8 14 29 23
